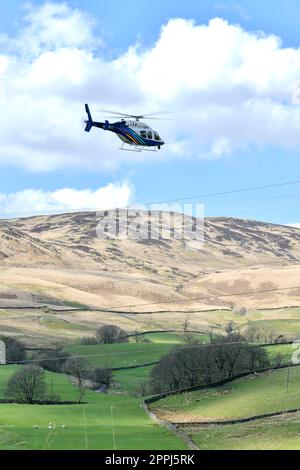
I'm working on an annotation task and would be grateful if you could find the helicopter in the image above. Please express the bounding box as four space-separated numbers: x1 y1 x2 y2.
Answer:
84 104 166 152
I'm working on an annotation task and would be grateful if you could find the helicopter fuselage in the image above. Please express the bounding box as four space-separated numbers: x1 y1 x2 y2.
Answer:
92 119 165 149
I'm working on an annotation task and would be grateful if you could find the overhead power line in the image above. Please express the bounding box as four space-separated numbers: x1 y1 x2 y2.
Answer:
1 178 300 217
3 284 300 316
140 179 300 206
69 285 300 313
2 340 276 366
0 285 298 365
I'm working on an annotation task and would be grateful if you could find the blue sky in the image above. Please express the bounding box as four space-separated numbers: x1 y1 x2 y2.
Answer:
2 0 300 49
0 0 300 224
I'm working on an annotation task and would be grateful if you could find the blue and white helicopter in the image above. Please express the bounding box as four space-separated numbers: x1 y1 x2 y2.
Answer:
84 104 166 152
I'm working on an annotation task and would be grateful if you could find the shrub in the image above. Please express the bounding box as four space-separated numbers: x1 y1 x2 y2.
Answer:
35 346 71 373
96 325 128 344
80 336 99 345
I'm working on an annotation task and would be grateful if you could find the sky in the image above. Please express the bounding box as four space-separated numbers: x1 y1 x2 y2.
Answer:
0 0 300 225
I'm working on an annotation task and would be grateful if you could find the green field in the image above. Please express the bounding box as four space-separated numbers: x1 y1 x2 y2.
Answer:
264 344 294 365
152 366 300 421
141 332 209 344
184 412 300 450
67 333 208 395
67 336 295 395
113 366 153 394
67 342 173 368
0 332 209 449
1 331 298 450
107 342 295 394
0 366 185 450
247 318 300 337
67 333 207 369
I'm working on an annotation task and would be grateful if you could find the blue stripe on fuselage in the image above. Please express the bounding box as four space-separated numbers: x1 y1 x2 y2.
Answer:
111 122 162 147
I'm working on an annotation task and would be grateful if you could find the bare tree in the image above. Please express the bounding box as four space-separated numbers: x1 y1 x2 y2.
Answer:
183 317 199 346
136 380 148 397
96 325 129 344
5 366 47 404
132 332 150 343
244 325 261 344
247 345 270 371
91 367 112 391
183 317 190 334
133 331 141 343
150 336 269 393
261 326 275 344
64 357 89 404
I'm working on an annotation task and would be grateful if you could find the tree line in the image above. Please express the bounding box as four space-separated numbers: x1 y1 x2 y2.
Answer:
150 332 270 394
0 320 289 403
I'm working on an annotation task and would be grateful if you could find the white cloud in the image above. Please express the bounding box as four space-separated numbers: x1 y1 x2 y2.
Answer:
0 182 133 217
17 2 99 55
1 3 300 172
286 223 300 229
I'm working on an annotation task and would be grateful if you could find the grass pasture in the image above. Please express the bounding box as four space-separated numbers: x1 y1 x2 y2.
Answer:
264 343 294 365
247 318 300 338
184 412 300 450
67 332 208 369
113 365 153 393
67 342 173 369
0 366 185 450
0 331 299 449
67 334 295 395
151 366 300 422
140 332 210 344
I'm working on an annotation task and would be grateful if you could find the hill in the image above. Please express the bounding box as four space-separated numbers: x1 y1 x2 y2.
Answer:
4 212 300 273
0 211 300 345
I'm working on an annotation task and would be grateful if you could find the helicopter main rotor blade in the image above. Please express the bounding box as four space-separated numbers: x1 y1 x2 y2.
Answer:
97 110 145 119
96 109 133 117
96 109 174 119
142 117 174 120
141 111 174 117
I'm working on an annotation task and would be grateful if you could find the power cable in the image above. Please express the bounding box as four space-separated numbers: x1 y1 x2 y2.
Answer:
2 283 300 317
1 179 300 217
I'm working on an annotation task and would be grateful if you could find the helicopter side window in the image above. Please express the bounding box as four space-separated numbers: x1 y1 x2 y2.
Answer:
154 132 160 141
147 131 152 139
140 131 147 138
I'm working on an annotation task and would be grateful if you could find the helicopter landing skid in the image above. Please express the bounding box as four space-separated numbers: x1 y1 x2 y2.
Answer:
119 143 158 152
